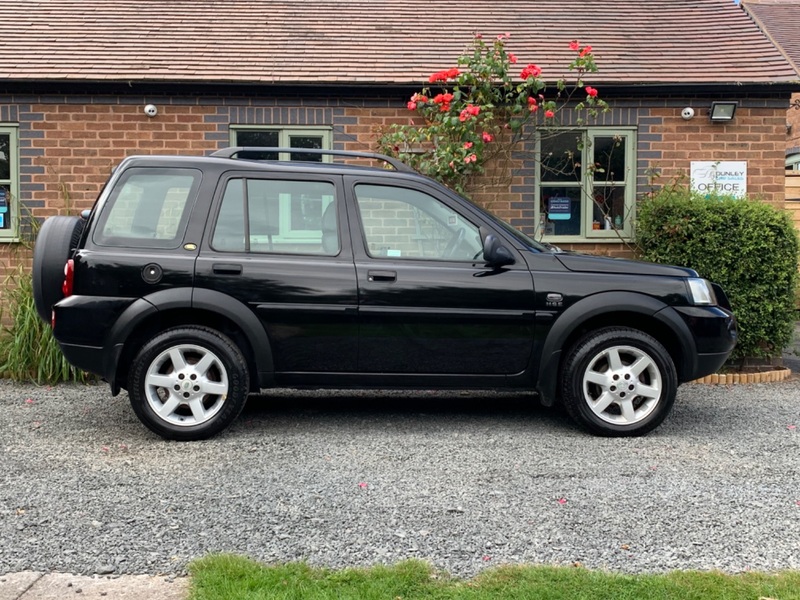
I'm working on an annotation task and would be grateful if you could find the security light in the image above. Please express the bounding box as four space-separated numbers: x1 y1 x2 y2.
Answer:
709 101 737 122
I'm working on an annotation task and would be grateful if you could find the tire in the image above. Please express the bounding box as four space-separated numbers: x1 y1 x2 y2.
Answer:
32 216 83 323
128 326 250 441
560 327 677 437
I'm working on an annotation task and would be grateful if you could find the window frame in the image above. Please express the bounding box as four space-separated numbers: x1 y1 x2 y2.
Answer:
229 125 333 163
229 126 335 244
0 124 19 241
536 127 636 243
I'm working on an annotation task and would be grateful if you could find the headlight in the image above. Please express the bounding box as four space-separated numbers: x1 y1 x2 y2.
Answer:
687 278 716 305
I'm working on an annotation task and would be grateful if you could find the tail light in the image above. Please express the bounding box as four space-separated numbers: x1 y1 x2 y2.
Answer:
62 259 74 297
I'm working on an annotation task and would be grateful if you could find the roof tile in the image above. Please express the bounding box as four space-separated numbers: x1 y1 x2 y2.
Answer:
742 0 800 74
0 0 796 86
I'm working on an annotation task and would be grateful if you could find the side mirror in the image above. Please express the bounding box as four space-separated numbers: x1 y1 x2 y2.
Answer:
483 234 515 267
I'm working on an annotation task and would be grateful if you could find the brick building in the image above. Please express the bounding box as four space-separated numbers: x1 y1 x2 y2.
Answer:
0 0 798 283
741 0 800 171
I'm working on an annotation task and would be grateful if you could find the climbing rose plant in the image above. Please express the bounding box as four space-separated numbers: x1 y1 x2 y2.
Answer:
378 34 608 197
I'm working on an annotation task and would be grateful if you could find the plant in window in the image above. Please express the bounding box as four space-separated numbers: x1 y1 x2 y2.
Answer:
377 34 608 198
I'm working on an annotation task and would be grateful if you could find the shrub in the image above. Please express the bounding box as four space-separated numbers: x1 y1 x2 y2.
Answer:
0 264 91 383
377 34 607 198
636 187 799 362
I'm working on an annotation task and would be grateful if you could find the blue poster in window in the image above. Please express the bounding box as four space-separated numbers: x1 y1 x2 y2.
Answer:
0 187 7 213
547 196 572 221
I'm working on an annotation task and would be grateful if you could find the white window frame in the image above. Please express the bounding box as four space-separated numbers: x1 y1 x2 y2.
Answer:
536 127 636 243
0 124 19 241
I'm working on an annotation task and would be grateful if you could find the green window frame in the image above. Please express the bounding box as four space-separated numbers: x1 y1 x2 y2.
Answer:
0 124 19 240
229 126 334 244
536 128 636 242
229 126 332 163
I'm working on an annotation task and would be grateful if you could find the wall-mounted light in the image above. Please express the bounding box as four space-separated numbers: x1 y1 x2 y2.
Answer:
709 101 737 122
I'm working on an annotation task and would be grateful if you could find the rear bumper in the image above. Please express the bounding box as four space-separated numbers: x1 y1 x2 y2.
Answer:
57 342 105 379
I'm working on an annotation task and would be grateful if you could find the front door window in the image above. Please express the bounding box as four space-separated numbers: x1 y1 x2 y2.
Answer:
354 184 483 261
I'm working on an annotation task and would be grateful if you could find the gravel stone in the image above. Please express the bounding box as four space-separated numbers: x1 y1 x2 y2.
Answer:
1 378 799 577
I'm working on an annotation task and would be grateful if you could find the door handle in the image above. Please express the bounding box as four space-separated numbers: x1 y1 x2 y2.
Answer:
367 270 397 282
212 263 243 275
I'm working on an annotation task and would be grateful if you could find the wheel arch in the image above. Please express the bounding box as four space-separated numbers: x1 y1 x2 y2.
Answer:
104 288 274 392
536 292 695 406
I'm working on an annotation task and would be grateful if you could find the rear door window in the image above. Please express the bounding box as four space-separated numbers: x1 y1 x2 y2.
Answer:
211 177 338 256
93 168 201 248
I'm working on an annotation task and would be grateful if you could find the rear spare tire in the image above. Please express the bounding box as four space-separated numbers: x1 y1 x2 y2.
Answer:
32 216 83 323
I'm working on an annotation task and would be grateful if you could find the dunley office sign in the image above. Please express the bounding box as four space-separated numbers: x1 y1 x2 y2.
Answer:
690 161 747 198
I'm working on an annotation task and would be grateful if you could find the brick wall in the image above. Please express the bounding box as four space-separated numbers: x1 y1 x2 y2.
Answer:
0 91 791 278
787 93 800 155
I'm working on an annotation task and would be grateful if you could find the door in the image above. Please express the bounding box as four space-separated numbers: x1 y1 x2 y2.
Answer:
194 173 358 373
347 178 535 375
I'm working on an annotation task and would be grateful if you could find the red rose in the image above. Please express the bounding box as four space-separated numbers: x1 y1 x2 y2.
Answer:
520 64 542 80
580 45 593 57
569 40 580 51
482 132 493 143
545 110 555 118
428 71 445 83
585 86 598 97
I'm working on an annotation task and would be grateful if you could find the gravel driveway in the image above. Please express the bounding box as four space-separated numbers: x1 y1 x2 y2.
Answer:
1 379 799 577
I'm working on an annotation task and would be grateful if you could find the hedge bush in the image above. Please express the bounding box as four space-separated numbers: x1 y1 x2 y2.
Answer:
636 188 799 362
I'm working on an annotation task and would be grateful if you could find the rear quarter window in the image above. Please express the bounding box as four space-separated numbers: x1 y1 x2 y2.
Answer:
92 168 202 248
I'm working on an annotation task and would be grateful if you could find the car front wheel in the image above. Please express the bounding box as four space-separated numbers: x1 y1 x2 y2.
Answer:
560 327 677 437
128 326 250 441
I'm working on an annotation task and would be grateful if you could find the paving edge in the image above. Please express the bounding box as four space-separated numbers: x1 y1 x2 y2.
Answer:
690 367 791 385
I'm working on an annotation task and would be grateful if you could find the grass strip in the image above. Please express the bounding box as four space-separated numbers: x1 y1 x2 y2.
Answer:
189 555 800 600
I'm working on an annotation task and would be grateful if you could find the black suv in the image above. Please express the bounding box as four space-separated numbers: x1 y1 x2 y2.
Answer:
32 148 737 440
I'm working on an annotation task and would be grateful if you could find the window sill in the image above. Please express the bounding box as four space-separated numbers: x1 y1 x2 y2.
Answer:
541 236 632 245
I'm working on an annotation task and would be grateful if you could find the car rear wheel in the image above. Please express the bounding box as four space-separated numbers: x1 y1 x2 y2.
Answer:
561 327 677 437
32 216 83 323
128 326 250 441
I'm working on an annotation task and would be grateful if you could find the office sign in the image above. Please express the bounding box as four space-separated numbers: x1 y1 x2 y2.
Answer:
690 161 747 198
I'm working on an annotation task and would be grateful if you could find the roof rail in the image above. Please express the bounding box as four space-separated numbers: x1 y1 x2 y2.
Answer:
209 147 415 173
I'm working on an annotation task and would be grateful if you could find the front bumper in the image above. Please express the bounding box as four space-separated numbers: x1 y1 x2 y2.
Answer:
673 305 737 380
